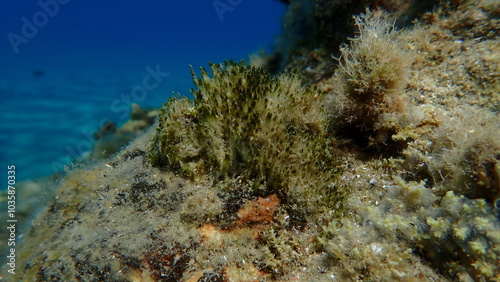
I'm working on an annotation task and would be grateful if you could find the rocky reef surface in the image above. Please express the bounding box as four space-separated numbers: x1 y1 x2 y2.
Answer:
2 0 499 281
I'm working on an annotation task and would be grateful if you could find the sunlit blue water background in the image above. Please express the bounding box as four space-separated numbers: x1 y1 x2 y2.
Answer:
0 0 285 181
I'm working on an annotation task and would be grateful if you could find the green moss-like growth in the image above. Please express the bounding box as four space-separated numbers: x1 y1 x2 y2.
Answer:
149 60 344 214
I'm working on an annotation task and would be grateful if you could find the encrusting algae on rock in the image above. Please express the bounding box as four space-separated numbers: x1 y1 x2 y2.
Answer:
2 0 499 281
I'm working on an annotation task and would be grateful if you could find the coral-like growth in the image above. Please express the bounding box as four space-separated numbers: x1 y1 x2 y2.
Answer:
403 106 500 201
322 177 500 281
149 60 344 214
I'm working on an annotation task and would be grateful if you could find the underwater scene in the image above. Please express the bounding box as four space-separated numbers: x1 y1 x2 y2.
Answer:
1 0 499 281
0 0 284 182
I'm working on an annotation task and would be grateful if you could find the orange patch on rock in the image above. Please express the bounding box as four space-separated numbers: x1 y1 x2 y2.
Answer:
237 194 280 224
199 223 224 247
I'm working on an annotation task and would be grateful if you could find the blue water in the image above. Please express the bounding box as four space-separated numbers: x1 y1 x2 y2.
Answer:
0 0 285 181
